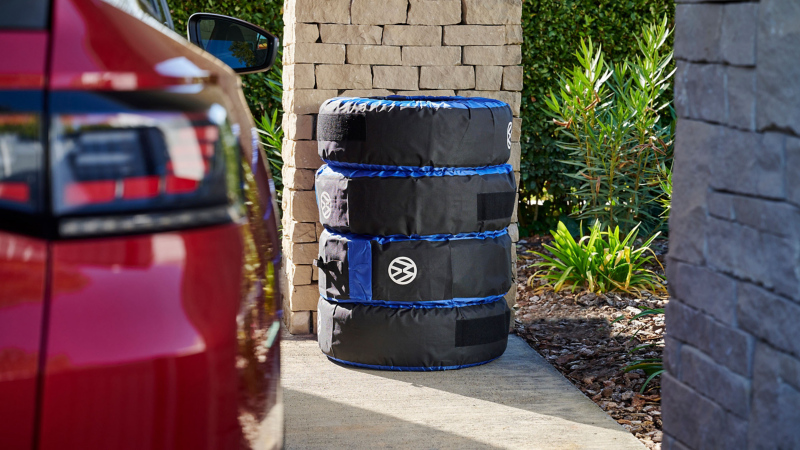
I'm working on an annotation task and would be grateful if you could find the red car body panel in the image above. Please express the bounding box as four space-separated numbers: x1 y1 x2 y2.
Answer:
0 0 283 448
39 225 245 449
0 232 48 450
0 32 48 89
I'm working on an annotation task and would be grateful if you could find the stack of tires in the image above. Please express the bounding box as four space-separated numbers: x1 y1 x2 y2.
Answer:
314 96 516 371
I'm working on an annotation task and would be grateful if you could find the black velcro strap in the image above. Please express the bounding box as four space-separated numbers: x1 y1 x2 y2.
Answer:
455 310 510 347
477 191 516 221
317 113 367 142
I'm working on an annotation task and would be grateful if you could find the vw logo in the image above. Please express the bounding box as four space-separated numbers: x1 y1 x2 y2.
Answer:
320 192 332 219
506 121 513 149
388 256 417 285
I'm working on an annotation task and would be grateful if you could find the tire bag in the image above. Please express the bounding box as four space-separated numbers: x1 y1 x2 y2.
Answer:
317 228 513 305
318 297 510 370
317 96 513 167
315 163 516 236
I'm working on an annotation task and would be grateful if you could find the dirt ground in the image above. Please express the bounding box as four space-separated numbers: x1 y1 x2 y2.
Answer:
513 235 669 450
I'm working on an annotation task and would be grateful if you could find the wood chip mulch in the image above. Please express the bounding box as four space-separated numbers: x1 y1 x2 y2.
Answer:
513 235 669 450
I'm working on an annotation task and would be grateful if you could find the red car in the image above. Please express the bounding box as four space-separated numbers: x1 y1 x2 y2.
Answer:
0 0 283 449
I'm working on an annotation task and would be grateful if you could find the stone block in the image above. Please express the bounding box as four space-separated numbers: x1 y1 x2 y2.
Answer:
456 90 521 115
283 89 338 114
710 129 785 199
396 90 455 96
475 66 503 90
511 117 522 142
312 267 319 281
462 0 522 25
505 25 523 44
674 61 725 124
738 282 800 357
419 66 474 89
503 284 516 316
667 261 737 325
680 346 751 418
283 166 316 190
341 89 393 97
286 0 351 24
284 189 320 223
285 309 311 334
347 45 401 65
285 22 319 44
757 0 800 136
373 66 419 90
407 0 461 25
315 64 372 89
513 170 520 188
282 139 323 169
285 220 317 243
463 45 521 65
442 25 505 45
286 261 313 285
720 3 757 66
283 64 316 89
730 196 800 239
319 24 383 45
511 193 518 222
666 300 753 377
402 46 460 65
662 374 748 450
284 43 346 64
316 221 325 240
508 143 520 170
508 222 519 242
674 4 723 62
726 66 756 131
664 336 682 378
706 191 734 220
706 217 798 299
351 0 408 25
283 114 316 141
668 119 714 265
287 283 318 311
788 137 800 208
284 239 319 265
502 65 523 91
383 25 442 46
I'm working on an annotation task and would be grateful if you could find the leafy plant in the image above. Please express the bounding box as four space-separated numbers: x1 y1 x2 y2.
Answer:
256 109 284 204
528 220 665 294
519 0 674 235
544 17 675 234
611 309 665 393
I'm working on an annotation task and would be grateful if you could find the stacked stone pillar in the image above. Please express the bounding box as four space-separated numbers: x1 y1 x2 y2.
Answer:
665 0 800 448
280 0 524 334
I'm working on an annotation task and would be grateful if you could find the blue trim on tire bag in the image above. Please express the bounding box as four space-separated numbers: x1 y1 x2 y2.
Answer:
326 355 501 371
317 162 513 179
322 293 505 309
324 95 509 111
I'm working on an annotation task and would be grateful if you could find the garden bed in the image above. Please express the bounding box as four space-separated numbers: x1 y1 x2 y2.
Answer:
513 235 669 450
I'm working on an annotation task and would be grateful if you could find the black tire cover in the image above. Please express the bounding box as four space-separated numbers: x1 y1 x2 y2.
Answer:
317 96 513 167
315 163 516 236
317 297 510 370
317 228 513 304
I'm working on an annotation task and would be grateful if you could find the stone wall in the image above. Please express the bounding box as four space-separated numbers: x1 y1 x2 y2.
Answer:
664 0 800 448
280 0 524 334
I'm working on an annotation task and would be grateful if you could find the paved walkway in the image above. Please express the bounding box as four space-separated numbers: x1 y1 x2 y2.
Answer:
282 332 645 450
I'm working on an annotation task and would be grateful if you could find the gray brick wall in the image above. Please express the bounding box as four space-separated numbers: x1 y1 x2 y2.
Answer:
665 0 800 448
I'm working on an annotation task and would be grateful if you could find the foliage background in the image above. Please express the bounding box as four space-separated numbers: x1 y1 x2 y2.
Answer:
519 0 674 235
166 0 284 120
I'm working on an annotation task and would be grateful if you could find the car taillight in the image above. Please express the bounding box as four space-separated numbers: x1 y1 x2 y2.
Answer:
51 110 241 237
0 113 43 212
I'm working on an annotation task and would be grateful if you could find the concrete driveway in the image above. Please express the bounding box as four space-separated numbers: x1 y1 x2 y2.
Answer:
282 332 645 450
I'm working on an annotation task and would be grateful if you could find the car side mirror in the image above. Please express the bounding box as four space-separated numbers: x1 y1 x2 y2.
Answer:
187 13 279 74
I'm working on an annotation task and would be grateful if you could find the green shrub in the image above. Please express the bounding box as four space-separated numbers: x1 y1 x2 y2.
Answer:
544 17 675 233
520 0 674 234
529 220 665 295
